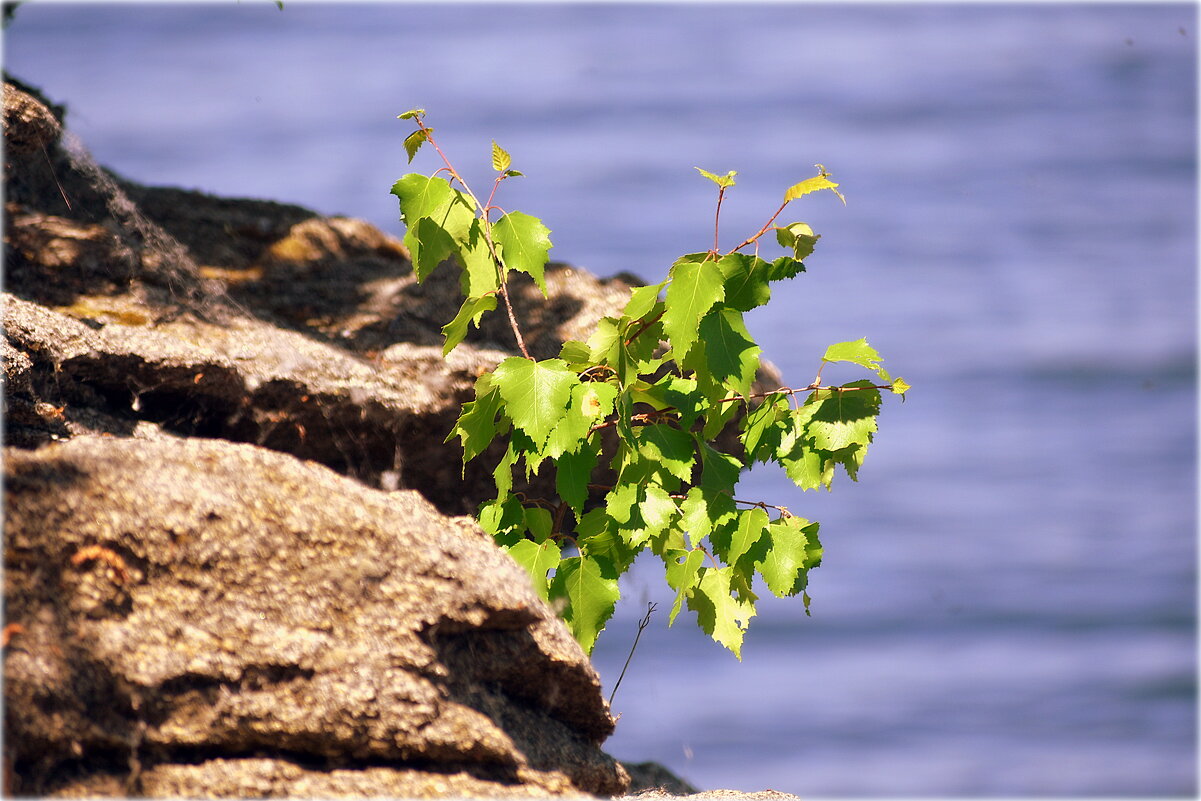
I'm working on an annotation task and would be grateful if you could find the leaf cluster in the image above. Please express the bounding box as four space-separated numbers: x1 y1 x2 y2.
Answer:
392 113 907 658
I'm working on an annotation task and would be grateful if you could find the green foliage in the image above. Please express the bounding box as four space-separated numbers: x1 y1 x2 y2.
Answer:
393 114 908 659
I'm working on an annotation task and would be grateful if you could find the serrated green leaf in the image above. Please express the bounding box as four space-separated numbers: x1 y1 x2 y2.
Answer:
397 108 426 120
716 254 772 312
576 508 639 576
504 169 524 178
663 255 725 360
698 305 761 396
635 424 696 485
783 166 845 205
688 566 756 658
741 395 787 464
775 222 821 262
807 382 881 452
457 219 502 297
403 128 429 163
767 256 807 282
640 485 679 538
754 517 817 597
624 280 668 321
695 167 737 188
441 294 497 356
491 140 512 172
406 216 457 282
492 211 552 297
506 539 561 601
550 555 620 654
604 481 641 526
492 357 579 449
478 494 524 544
891 376 911 395
556 443 598 516
726 507 769 567
665 548 705 625
642 375 705 429
822 338 883 372
523 506 554 542
699 441 743 494
392 173 476 245
559 339 591 367
448 378 503 466
546 382 617 459
493 439 519 499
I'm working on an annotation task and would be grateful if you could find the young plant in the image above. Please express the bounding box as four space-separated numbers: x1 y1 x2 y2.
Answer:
391 111 908 658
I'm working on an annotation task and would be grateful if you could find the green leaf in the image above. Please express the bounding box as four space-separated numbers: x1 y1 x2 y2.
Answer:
577 508 639 576
891 376 911 395
492 357 579 449
491 140 512 172
604 481 641 527
767 256 806 282
493 439 520 498
559 339 591 367
504 169 524 178
688 566 756 658
441 294 497 356
640 485 679 540
695 167 737 188
493 211 552 297
524 506 554 542
403 128 429 163
506 539 561 601
665 548 705 624
697 306 761 396
478 494 525 545
405 217 456 282
699 441 743 494
642 375 705 429
741 395 787 464
755 517 821 597
392 173 476 248
726 507 769 567
663 255 725 360
716 254 772 312
806 383 882 452
550 555 620 654
447 377 503 465
546 381 617 459
556 443 598 516
783 165 845 205
457 219 502 297
635 424 696 485
397 108 426 120
822 338 883 372
775 222 820 262
624 280 668 321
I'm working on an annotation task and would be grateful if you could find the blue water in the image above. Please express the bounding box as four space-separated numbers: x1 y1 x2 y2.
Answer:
5 3 1196 796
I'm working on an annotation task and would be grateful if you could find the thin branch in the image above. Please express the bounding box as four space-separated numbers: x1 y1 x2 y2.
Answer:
624 308 666 346
414 119 532 360
731 199 789 253
713 186 726 253
608 603 657 709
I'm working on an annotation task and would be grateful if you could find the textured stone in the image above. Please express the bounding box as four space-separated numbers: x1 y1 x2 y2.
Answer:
5 435 625 797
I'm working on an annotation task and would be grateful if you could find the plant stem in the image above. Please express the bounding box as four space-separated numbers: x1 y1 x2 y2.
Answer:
417 121 532 360
731 199 789 253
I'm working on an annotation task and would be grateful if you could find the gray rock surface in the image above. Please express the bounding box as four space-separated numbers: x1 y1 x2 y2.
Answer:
5 435 624 797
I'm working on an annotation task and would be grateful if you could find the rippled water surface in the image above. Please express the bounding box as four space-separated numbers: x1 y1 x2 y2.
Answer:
5 3 1195 795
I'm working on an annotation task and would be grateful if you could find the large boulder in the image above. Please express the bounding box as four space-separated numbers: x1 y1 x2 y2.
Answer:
4 435 625 797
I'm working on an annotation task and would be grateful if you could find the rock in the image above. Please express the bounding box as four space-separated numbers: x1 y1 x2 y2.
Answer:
4 435 625 797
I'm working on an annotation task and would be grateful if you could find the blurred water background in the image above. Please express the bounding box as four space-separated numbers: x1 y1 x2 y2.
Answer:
5 2 1196 796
